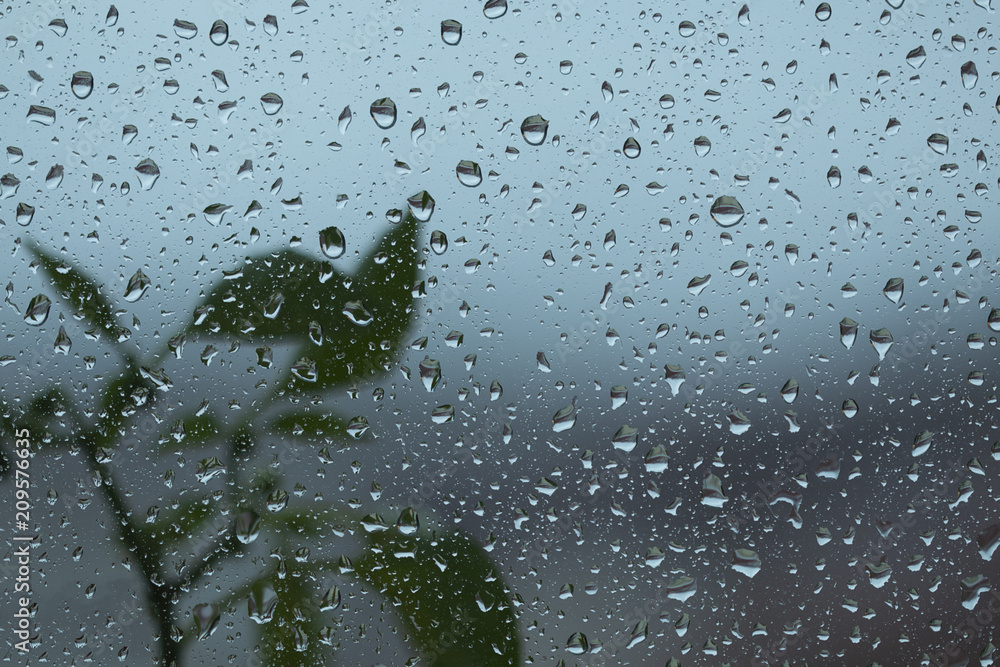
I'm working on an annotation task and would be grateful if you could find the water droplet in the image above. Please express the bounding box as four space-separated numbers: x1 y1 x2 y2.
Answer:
483 0 507 19
407 190 435 221
430 230 448 254
601 80 614 102
827 166 841 188
263 292 285 319
839 318 859 349
338 106 352 134
173 19 198 40
419 357 441 391
342 301 373 326
565 632 589 655
347 415 370 437
552 400 577 432
318 226 346 259
410 117 426 145
27 105 56 126
124 269 151 302
456 160 483 186
441 19 462 45
870 327 894 360
732 549 761 578
235 511 261 544
664 364 686 396
988 308 1000 332
520 114 549 146
16 203 34 226
842 398 859 418
623 137 641 158
195 457 226 483
905 45 926 68
611 385 627 409
192 604 219 639
883 277 903 303
780 379 799 404
693 135 716 158
370 97 397 129
927 133 949 155
106 5 119 26
815 2 832 20
559 60 573 74
134 159 160 191
248 583 277 623
24 294 51 326
612 424 638 452
960 61 978 89
710 196 744 227
912 429 933 457
727 409 751 435
678 20 696 36
54 326 72 354
431 405 455 424
260 92 283 115
316 583 341 611
209 20 229 45
71 71 93 99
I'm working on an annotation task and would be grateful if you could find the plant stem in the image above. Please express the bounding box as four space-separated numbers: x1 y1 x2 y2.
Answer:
81 428 181 665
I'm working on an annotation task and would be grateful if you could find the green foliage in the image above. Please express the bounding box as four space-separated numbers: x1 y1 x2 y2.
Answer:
25 240 119 335
354 529 522 667
20 204 523 667
188 214 419 390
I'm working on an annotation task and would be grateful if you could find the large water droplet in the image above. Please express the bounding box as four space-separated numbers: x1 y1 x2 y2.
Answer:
260 92 283 115
456 160 482 186
407 190 435 221
441 19 462 44
338 105 352 134
927 133 949 155
419 357 441 391
883 277 903 303
27 105 56 125
24 294 51 326
248 583 277 624
815 2 832 20
342 301 373 326
839 317 859 349
552 400 577 432
623 137 641 158
710 196 744 227
173 19 198 39
319 226 346 259
694 136 711 157
71 71 93 99
370 97 397 129
870 327 894 360
192 604 220 639
905 45 926 68
430 230 448 254
134 159 160 191
483 0 507 19
520 114 549 146
678 20 696 36
960 61 978 89
124 269 151 302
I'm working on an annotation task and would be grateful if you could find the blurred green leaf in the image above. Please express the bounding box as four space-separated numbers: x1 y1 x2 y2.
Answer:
189 213 420 390
24 240 118 334
353 527 521 667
